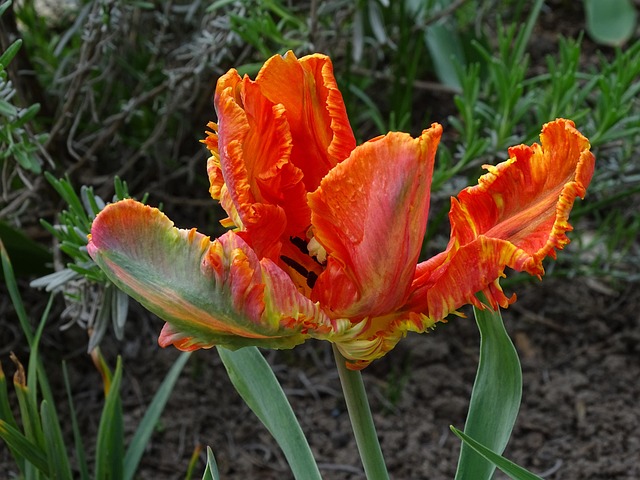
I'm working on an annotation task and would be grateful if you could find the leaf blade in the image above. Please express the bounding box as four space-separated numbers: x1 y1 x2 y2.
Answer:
451 427 543 480
95 357 124 480
217 347 321 480
454 302 522 480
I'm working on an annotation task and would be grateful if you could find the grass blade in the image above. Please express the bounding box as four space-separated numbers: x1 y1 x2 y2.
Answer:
40 400 73 480
0 239 34 345
62 362 90 480
95 356 124 480
0 361 18 429
0 419 49 475
123 351 191 480
217 347 321 480
0 362 24 472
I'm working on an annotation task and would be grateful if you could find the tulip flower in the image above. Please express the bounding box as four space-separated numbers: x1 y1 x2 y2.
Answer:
88 51 595 369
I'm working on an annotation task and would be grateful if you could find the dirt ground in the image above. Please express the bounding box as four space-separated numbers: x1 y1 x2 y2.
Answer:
2 274 639 479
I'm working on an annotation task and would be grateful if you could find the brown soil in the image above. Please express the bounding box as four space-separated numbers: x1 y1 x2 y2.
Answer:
2 275 639 479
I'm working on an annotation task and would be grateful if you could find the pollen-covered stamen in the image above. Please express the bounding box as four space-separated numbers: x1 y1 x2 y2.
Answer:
307 236 327 264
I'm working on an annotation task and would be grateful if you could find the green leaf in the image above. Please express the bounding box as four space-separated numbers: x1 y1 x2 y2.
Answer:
40 400 73 480
95 357 124 480
205 0 237 13
352 6 364 63
0 363 17 428
0 98 18 117
0 239 33 344
62 362 90 480
13 357 44 451
14 102 40 128
424 23 465 90
44 172 91 228
454 301 522 480
512 0 544 65
0 362 24 472
0 419 49 475
0 221 52 280
0 0 13 18
367 0 387 44
201 447 220 480
451 427 543 480
217 347 321 480
123 352 191 480
348 84 387 135
584 0 637 47
0 38 22 68
14 146 42 173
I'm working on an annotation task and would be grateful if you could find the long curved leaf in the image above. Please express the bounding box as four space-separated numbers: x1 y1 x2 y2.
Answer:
454 301 522 480
217 347 321 480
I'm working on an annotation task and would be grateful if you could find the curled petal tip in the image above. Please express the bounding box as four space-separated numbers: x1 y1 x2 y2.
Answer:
406 119 594 322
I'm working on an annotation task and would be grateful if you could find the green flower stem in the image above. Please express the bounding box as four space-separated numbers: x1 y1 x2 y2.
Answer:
332 345 389 480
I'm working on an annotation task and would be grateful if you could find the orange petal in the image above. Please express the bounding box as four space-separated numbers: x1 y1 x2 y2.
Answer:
87 199 334 351
207 68 310 259
255 51 357 191
406 119 595 322
203 52 356 260
308 124 443 319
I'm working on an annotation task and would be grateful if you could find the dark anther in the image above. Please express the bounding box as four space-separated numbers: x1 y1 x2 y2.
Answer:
280 256 309 277
290 236 309 254
306 271 318 289
281 255 318 289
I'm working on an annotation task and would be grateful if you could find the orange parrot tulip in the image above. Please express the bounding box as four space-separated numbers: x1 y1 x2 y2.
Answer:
88 51 595 369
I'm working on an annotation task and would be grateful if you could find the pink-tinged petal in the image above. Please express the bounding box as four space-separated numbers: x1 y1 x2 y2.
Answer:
255 51 357 191
308 124 443 319
405 119 595 322
88 199 335 351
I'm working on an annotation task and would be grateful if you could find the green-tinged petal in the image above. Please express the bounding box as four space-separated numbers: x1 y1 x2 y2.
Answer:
308 125 442 320
87 199 334 351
